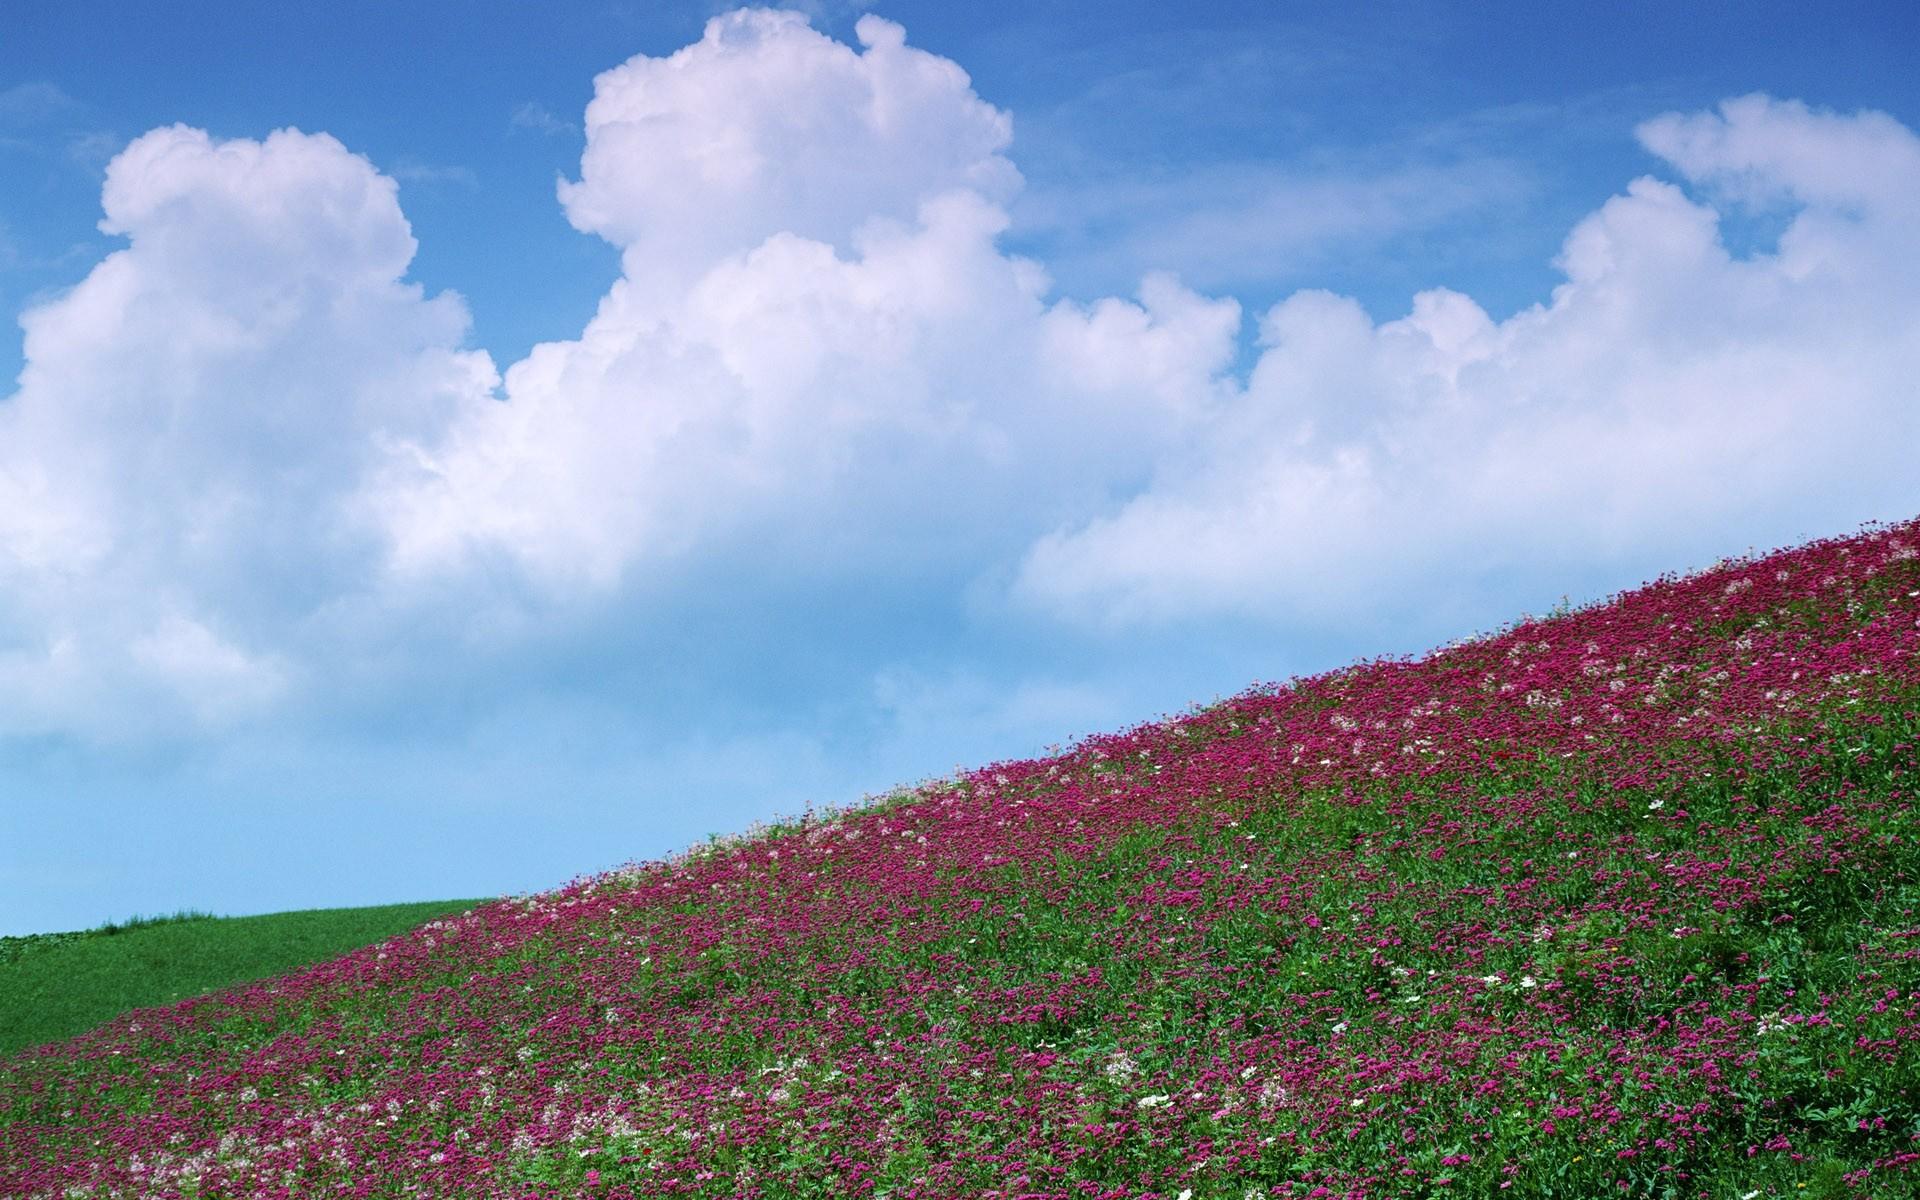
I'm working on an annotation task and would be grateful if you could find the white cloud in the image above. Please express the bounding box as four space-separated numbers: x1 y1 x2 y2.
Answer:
371 11 1232 592
555 10 1021 289
3 4 1917 748
1637 93 1920 217
0 124 496 737
372 190 1233 592
0 13 1232 738
129 615 291 725
1015 94 1920 625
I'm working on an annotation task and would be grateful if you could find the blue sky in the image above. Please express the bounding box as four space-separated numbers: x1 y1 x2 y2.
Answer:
3 1 1917 935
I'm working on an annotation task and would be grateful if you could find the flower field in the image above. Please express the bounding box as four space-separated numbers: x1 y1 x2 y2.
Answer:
5 520 1920 1199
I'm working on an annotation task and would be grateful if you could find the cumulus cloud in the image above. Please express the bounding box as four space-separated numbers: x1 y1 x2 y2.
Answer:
0 10 1231 737
0 124 495 736
555 10 1021 288
3 2 1917 748
371 10 1233 592
1015 94 1920 625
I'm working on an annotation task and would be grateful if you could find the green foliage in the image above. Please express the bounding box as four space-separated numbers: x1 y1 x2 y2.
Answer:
0 898 486 1057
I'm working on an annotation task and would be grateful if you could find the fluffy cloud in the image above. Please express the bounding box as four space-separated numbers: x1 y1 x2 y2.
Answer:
370 11 1234 592
556 11 1020 290
0 124 496 736
0 11 1231 737
1015 94 1920 625
3 4 1917 747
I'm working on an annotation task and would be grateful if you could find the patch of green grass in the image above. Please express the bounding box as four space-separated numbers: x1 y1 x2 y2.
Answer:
0 898 489 1058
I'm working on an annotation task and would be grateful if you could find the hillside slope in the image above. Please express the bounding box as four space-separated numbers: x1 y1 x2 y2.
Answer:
5 520 1919 1199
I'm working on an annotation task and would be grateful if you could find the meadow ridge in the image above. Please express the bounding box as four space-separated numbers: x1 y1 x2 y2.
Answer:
3 519 1919 1198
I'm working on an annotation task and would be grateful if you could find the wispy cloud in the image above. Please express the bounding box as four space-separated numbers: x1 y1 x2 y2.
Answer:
63 130 121 171
388 158 480 190
0 83 119 179
1016 155 1534 296
508 101 576 138
0 82 83 127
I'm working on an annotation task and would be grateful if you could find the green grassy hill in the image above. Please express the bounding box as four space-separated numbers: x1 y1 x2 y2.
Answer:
0 899 487 1058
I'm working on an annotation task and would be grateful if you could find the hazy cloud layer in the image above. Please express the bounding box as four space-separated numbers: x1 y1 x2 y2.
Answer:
2 4 1916 745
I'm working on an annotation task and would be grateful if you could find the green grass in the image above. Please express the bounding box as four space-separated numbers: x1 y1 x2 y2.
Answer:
0 898 489 1058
